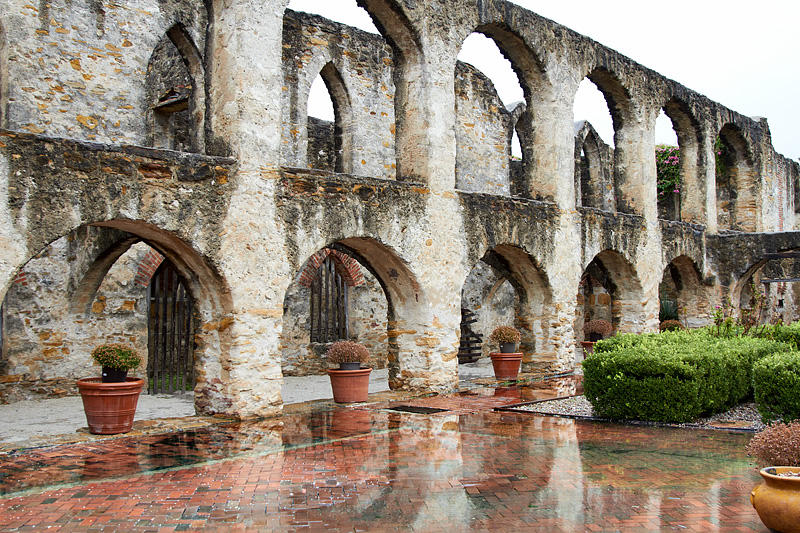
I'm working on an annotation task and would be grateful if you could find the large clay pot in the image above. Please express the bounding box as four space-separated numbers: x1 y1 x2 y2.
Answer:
77 377 144 434
327 367 372 403
580 341 595 355
751 466 800 533
490 352 522 381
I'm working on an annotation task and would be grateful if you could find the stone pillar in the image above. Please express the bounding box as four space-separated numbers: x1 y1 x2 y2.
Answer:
702 124 719 233
384 31 462 392
204 0 291 418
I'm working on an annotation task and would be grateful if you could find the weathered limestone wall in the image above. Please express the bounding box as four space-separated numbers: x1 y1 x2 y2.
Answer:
0 0 798 418
3 0 207 146
454 62 511 195
1 235 154 402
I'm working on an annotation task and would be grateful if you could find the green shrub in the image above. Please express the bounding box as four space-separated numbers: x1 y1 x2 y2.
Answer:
763 322 800 349
753 352 800 422
584 330 789 423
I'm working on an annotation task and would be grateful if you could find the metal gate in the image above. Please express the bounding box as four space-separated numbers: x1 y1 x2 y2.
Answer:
310 256 349 343
147 260 195 394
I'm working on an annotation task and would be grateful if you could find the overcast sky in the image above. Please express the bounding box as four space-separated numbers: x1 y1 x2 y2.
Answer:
289 0 799 161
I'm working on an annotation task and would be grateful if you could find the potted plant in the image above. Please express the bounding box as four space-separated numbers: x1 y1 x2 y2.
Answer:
326 340 372 403
488 326 522 380
76 344 144 435
581 319 613 355
746 421 800 533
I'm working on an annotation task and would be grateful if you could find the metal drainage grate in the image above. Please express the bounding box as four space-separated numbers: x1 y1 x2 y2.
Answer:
387 405 450 414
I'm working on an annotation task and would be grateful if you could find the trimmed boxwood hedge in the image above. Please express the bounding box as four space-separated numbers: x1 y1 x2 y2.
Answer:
753 352 800 422
583 329 791 423
763 322 800 349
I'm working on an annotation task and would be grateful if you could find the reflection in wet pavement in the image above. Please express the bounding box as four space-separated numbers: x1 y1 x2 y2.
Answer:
0 376 766 531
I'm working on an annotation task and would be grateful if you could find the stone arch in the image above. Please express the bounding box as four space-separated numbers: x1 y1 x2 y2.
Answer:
457 23 547 198
661 97 703 223
145 23 206 153
283 236 446 391
578 249 644 336
716 123 757 232
1 220 233 413
357 0 425 182
730 248 800 322
574 121 613 211
306 61 354 174
298 248 364 288
659 255 709 328
578 67 637 214
462 243 557 372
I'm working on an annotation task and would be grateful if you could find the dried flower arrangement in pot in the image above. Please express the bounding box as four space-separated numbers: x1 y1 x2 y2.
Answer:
91 343 142 383
326 341 372 403
584 319 613 342
489 326 521 354
746 421 800 532
326 340 370 370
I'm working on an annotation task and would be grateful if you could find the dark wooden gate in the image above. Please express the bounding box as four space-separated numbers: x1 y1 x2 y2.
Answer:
147 260 195 394
310 256 349 342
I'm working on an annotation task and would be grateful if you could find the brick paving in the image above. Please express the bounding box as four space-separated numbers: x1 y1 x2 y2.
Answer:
0 377 768 531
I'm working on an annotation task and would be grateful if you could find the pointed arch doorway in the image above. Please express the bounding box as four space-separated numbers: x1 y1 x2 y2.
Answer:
147 259 196 394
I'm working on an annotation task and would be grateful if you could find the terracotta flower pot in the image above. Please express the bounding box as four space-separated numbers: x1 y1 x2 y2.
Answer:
580 341 595 355
327 367 372 403
77 377 144 434
490 352 522 381
751 466 800 533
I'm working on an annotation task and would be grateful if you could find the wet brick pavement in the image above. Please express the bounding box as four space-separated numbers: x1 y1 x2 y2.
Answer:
0 376 767 531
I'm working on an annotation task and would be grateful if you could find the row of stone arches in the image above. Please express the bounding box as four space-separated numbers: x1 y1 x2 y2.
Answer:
284 4 760 232
0 215 714 410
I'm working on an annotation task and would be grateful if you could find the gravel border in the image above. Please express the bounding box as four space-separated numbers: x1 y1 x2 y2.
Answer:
509 395 766 431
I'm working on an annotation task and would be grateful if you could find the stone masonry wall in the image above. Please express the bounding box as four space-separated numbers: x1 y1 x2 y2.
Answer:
1 234 154 402
0 0 798 418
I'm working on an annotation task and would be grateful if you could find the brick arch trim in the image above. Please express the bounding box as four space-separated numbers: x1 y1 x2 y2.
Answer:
134 249 165 287
298 248 363 288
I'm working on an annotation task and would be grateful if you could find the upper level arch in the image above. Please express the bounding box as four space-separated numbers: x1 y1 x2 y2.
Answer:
145 23 206 153
716 122 757 232
657 95 704 224
574 66 639 215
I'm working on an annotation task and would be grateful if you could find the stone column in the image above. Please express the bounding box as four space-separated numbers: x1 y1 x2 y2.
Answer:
204 0 292 418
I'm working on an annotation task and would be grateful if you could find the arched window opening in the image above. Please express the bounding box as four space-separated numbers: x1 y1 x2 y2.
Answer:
573 78 614 147
306 63 353 174
146 25 205 153
460 246 556 373
655 110 681 221
281 245 392 381
309 255 350 343
575 250 644 361
455 32 525 195
574 121 613 211
658 256 710 329
0 229 200 405
716 124 756 232
574 71 636 214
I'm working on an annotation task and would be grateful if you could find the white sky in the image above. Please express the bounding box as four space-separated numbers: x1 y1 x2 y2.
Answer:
290 0 799 160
